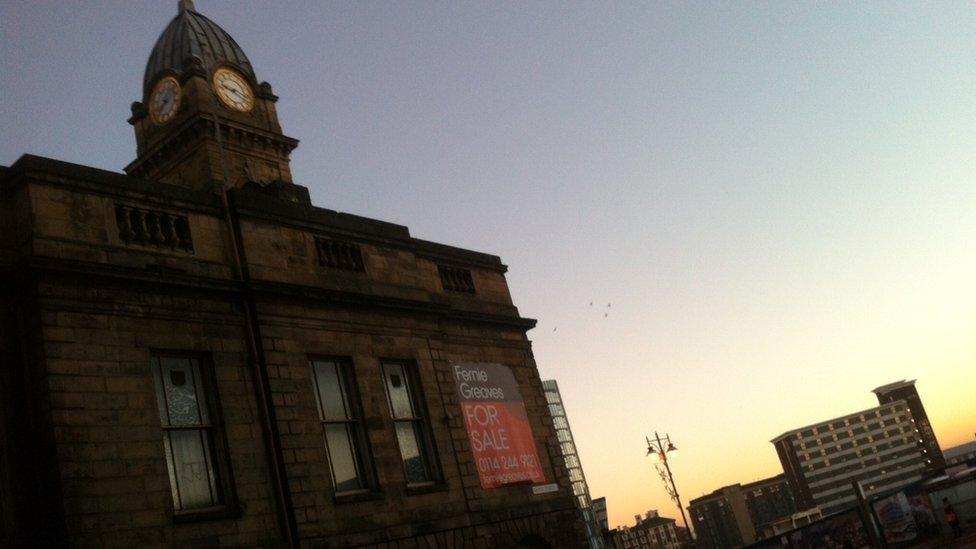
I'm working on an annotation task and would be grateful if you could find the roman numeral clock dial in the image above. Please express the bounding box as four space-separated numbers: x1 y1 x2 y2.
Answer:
213 67 254 112
149 76 181 124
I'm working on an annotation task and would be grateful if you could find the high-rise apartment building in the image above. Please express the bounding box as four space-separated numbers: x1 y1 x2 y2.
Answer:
544 379 603 548
873 380 946 472
772 382 940 515
688 474 795 548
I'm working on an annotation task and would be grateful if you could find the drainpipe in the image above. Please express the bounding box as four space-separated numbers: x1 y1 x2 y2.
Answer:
214 113 298 547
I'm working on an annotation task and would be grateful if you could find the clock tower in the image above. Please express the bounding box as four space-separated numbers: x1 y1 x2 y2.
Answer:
125 0 298 192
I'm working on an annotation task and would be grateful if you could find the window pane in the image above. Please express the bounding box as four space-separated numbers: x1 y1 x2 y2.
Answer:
395 422 430 484
159 356 206 426
383 363 415 419
323 423 364 492
166 429 218 510
152 354 224 512
312 360 349 420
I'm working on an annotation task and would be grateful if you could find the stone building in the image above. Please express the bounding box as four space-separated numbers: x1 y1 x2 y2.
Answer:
0 2 586 547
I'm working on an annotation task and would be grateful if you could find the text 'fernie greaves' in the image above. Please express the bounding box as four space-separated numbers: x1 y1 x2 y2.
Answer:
453 363 545 488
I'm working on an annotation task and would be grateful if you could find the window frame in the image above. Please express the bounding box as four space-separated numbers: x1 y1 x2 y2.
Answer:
149 350 239 522
379 359 442 491
308 356 378 499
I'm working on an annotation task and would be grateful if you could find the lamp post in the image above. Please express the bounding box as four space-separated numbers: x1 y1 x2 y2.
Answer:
646 431 694 540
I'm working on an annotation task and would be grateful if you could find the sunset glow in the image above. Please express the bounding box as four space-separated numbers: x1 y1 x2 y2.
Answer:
2 1 974 535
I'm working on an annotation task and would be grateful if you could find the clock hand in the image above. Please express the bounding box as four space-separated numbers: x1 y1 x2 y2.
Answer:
221 83 245 100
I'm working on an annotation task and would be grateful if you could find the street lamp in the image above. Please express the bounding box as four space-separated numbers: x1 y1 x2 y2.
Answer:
646 432 693 540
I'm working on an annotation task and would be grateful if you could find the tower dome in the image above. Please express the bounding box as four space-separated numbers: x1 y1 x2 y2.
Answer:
143 0 256 96
129 0 298 190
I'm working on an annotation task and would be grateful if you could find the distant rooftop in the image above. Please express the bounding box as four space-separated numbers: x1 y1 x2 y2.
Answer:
872 379 917 395
770 398 907 443
689 474 786 506
945 441 976 459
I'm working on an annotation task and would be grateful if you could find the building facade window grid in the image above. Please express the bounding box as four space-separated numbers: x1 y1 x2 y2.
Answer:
773 388 940 515
542 379 603 548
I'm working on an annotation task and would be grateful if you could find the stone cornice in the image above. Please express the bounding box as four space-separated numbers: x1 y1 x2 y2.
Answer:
6 154 509 275
3 256 536 330
125 114 299 177
232 190 509 273
5 154 223 214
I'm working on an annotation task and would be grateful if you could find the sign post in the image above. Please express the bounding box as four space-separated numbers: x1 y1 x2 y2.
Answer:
452 362 545 489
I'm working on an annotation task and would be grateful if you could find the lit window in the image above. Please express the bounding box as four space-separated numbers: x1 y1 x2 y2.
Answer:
381 361 439 485
150 354 227 512
310 358 373 493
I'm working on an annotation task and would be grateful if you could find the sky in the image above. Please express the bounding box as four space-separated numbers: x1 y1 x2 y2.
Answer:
2 1 975 530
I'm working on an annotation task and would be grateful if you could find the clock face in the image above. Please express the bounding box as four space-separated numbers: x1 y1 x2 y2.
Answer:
213 67 254 112
149 77 181 124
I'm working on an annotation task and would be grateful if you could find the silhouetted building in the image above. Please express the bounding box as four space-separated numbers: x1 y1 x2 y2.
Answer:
674 526 691 544
772 381 940 515
0 2 588 547
742 475 796 531
613 511 679 549
593 497 609 532
543 379 603 548
688 474 795 548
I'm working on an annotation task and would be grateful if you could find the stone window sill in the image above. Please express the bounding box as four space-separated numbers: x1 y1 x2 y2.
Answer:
405 482 449 496
172 504 241 524
334 489 385 505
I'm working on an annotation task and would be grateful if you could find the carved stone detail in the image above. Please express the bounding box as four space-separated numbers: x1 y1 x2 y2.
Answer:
115 203 193 252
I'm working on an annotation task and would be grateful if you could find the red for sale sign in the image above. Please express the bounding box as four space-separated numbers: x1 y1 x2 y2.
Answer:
453 362 545 489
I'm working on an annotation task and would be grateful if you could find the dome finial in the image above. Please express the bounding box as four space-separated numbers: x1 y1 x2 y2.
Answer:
178 0 196 13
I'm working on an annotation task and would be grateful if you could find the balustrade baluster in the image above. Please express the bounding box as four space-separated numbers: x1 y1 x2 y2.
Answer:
115 205 133 242
130 208 147 244
159 214 177 247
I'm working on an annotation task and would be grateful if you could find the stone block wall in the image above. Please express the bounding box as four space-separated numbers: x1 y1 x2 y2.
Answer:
33 281 281 548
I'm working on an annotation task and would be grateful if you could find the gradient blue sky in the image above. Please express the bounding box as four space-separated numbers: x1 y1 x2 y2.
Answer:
2 1 975 529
